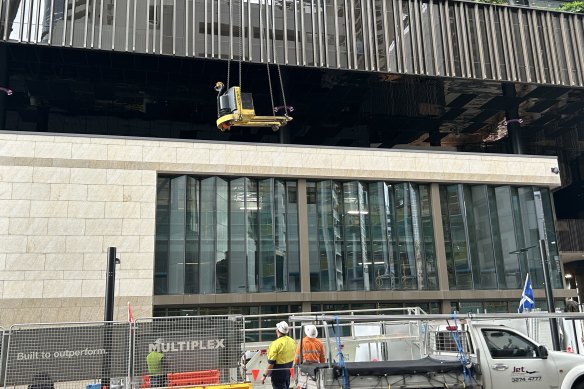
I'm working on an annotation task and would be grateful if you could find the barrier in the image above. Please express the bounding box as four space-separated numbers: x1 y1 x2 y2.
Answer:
0 307 433 389
167 370 220 386
177 384 251 389
141 370 221 388
0 316 246 389
3 322 130 389
0 326 4 385
132 316 244 385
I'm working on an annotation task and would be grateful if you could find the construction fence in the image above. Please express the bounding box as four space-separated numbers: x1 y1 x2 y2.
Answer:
0 307 443 389
0 316 245 389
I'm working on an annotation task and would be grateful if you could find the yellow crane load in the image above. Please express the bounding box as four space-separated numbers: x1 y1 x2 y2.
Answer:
215 82 292 132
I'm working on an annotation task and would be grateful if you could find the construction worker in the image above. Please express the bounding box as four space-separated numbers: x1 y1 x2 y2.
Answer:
147 338 167 388
260 321 296 389
294 325 325 389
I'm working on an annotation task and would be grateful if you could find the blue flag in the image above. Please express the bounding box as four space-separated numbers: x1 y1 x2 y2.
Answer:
518 274 535 313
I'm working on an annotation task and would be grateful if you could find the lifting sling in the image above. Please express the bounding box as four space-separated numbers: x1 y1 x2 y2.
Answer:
214 0 292 132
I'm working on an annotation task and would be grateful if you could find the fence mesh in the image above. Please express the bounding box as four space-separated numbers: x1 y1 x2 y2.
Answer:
3 322 130 389
429 330 472 355
1 327 4 384
132 315 244 387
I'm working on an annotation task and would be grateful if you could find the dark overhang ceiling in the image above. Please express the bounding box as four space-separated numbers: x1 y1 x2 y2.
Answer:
3 43 584 152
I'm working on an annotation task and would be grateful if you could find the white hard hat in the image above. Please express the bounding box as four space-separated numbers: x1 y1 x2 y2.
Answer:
276 321 289 334
304 325 318 338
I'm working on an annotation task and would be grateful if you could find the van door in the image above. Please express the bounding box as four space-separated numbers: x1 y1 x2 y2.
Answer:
479 328 559 389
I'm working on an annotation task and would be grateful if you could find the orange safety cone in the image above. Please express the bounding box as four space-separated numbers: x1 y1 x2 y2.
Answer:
290 368 294 379
251 369 260 381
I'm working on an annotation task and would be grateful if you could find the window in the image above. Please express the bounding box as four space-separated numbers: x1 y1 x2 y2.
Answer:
308 180 437 292
482 329 538 359
155 175 299 295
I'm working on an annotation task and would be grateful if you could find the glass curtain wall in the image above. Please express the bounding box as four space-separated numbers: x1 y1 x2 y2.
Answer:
155 175 299 295
307 180 437 292
440 184 561 290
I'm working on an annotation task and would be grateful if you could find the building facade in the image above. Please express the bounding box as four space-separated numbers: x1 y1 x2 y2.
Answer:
0 0 583 326
0 131 570 326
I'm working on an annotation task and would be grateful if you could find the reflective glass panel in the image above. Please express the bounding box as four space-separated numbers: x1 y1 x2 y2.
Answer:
155 175 298 295
440 184 559 291
308 180 436 292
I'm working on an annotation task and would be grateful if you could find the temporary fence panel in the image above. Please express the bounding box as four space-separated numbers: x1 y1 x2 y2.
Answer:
0 326 4 386
132 315 244 387
3 322 131 389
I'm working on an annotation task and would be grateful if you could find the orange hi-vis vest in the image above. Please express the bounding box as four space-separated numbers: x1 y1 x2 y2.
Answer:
294 337 325 364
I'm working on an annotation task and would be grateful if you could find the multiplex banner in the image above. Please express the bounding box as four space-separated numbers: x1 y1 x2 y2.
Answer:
133 316 244 377
4 323 130 386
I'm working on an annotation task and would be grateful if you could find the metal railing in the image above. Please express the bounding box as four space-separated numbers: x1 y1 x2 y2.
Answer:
0 0 582 87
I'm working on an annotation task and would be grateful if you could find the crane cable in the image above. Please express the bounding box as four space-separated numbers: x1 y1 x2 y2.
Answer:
238 0 242 91
226 0 243 91
227 0 288 117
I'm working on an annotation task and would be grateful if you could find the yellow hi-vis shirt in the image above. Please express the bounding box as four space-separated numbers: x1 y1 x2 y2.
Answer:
146 351 164 375
267 335 296 365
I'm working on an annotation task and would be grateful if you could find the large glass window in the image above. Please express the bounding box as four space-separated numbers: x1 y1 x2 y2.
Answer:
308 180 437 292
440 184 560 290
155 175 299 295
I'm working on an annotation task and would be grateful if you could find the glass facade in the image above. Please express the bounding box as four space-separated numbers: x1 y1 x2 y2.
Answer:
155 175 300 295
307 181 438 292
155 176 562 302
440 184 561 291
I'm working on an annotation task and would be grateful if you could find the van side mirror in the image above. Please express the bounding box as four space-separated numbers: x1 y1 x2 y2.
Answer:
537 345 548 359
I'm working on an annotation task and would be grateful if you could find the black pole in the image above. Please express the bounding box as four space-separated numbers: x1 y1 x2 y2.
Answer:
573 320 580 354
102 247 117 389
539 239 561 351
105 246 117 322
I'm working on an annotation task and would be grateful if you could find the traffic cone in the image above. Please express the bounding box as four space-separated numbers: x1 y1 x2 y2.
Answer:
251 369 260 381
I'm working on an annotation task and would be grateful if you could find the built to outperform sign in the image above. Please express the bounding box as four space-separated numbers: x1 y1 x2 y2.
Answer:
4 323 130 386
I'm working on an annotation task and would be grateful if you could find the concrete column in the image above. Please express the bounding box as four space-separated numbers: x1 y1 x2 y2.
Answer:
297 179 311 294
429 127 441 147
279 126 290 144
0 43 8 131
430 183 450 312
502 82 523 155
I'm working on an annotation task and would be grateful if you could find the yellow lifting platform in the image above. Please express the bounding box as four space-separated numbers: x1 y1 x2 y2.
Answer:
215 82 292 132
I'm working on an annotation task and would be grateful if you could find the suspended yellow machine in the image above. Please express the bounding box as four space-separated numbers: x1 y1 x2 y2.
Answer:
215 82 292 132
214 0 292 132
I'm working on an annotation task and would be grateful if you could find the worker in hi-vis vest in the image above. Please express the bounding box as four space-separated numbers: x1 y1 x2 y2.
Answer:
294 325 326 389
147 338 167 388
261 321 296 389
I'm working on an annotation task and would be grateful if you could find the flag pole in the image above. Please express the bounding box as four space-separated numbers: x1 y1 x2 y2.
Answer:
539 239 561 351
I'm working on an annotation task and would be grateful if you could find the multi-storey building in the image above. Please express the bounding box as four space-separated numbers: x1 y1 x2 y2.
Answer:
0 0 582 326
